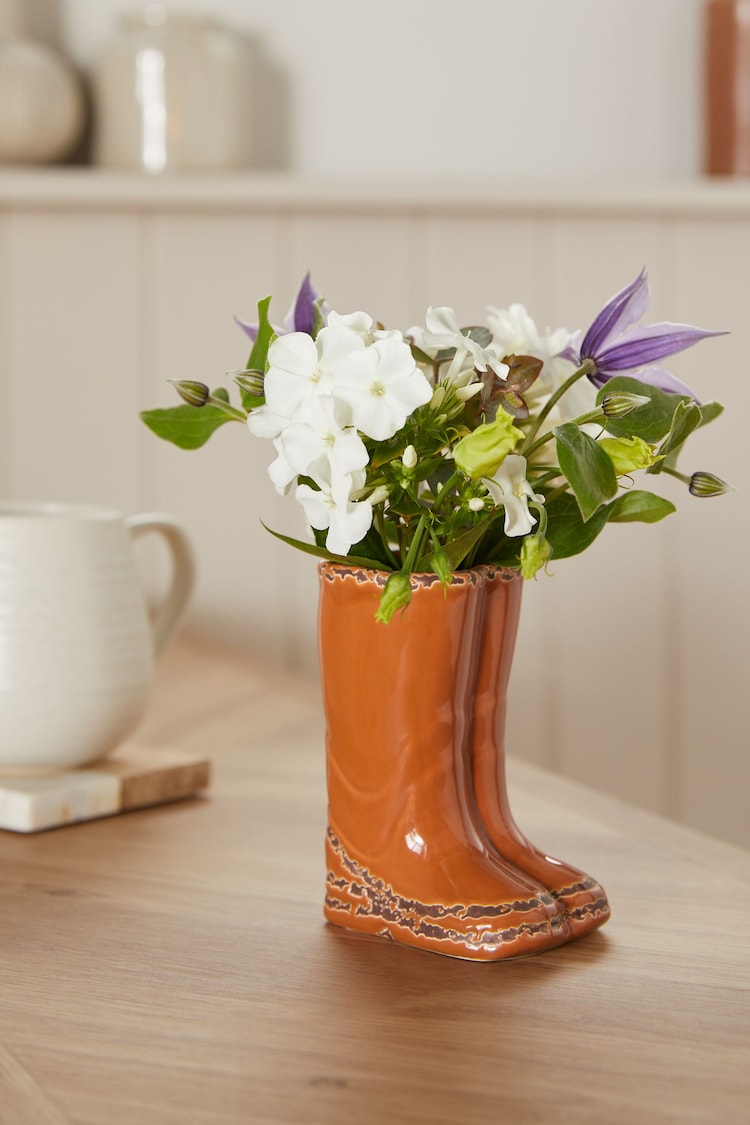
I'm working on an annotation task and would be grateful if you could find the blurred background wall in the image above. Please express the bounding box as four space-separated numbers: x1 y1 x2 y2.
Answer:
1 0 748 849
24 0 706 179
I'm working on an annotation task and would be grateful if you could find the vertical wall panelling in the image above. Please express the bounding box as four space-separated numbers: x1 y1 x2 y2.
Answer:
0 215 10 494
8 210 142 512
543 216 670 814
147 210 288 666
667 219 750 848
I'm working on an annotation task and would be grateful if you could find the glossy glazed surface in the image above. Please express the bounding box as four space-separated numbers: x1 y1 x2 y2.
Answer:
471 567 610 937
319 564 574 961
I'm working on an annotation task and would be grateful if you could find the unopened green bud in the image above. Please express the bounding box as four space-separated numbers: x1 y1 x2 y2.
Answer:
375 572 412 624
599 435 658 475
430 385 446 411
689 471 734 497
453 410 525 479
230 369 265 396
601 391 650 419
520 533 551 580
429 548 452 585
169 379 209 407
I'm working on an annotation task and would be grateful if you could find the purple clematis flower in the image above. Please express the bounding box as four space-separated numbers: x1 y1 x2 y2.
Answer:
235 272 328 342
568 269 725 398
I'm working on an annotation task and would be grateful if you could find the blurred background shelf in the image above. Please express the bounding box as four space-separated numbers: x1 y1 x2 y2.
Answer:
5 170 750 214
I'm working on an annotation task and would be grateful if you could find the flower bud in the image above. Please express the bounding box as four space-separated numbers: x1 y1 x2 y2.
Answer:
453 411 525 479
455 382 483 401
468 497 485 512
520 533 551 580
368 484 390 506
688 471 734 497
402 444 418 470
601 391 650 419
230 369 265 396
599 435 658 475
375 572 412 624
169 379 209 407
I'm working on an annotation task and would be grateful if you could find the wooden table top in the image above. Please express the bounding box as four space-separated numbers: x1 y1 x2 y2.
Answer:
2 634 749 1125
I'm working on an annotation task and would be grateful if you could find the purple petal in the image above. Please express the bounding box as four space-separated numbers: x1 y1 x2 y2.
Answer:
626 365 701 402
580 269 650 357
284 272 319 336
594 321 726 373
234 314 258 342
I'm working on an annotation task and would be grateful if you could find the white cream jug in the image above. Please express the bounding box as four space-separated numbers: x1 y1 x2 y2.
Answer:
0 503 194 772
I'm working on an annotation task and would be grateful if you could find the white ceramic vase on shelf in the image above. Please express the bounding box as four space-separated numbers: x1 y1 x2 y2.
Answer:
0 28 86 164
92 4 253 173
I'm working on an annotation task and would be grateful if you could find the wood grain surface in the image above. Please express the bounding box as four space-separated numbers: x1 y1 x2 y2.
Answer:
1 633 749 1125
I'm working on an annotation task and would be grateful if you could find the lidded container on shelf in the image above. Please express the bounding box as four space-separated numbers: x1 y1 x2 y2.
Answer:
92 3 253 172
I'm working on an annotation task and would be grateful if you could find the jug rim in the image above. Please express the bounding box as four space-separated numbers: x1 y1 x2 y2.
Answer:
0 501 123 521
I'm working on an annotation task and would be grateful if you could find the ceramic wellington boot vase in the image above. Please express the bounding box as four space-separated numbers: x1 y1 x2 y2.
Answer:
318 563 574 961
471 566 610 938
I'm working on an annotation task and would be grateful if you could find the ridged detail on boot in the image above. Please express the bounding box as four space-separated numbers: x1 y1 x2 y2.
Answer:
325 829 565 961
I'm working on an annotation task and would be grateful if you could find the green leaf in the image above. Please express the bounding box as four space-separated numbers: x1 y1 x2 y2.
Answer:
261 523 392 570
647 400 702 475
554 423 618 522
698 401 724 427
140 404 235 450
608 490 676 523
597 376 691 443
421 518 492 573
243 296 276 407
543 491 614 560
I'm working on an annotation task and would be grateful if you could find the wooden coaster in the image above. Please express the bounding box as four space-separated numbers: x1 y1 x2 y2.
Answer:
0 745 210 833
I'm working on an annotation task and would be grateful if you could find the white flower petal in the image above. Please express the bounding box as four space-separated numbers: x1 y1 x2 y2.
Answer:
246 406 287 439
267 332 318 377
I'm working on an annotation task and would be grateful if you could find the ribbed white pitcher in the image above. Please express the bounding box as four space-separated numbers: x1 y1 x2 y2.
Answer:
0 503 194 772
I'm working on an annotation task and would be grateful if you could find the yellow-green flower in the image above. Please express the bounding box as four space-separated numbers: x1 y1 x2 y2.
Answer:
520 533 551 579
453 410 524 479
599 435 658 475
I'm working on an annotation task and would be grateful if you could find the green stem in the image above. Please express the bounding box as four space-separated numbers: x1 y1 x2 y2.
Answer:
374 507 399 568
402 512 428 572
662 466 691 485
520 358 596 453
522 404 604 460
431 469 461 515
208 394 247 422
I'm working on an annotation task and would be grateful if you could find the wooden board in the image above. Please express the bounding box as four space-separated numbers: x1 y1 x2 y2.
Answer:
0 745 210 833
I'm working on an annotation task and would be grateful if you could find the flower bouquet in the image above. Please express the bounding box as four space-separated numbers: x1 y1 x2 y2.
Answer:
141 270 732 961
142 269 730 620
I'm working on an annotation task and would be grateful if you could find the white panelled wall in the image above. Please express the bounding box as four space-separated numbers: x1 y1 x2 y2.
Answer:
0 174 747 850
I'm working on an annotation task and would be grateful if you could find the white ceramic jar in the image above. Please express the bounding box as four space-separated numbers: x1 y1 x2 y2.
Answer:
92 4 253 172
0 33 85 164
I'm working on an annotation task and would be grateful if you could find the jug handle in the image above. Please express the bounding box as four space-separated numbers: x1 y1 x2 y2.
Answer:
126 512 195 658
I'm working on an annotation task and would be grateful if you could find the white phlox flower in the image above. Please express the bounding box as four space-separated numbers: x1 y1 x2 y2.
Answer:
485 454 544 537
278 394 368 480
295 468 373 556
263 327 364 419
333 335 432 441
327 310 401 344
421 306 509 383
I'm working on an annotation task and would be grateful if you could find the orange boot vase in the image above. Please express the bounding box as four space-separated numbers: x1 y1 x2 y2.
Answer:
318 563 571 961
471 566 610 939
